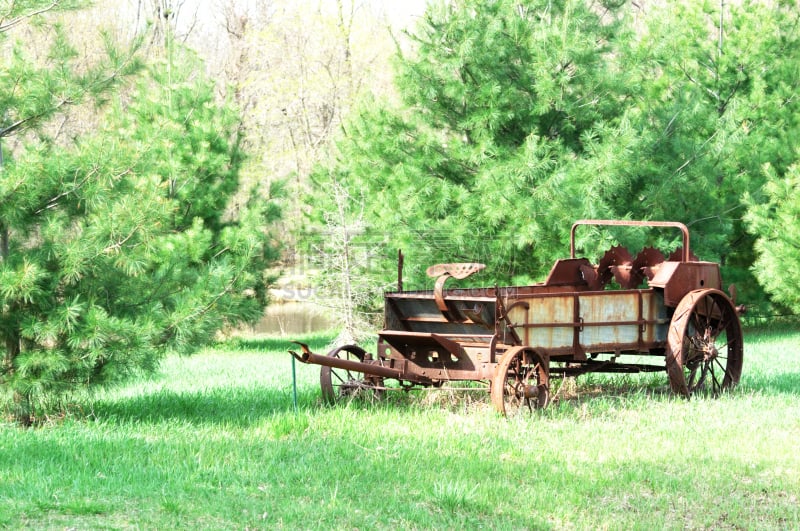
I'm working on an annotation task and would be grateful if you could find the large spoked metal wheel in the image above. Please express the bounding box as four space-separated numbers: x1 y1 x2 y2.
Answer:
320 345 384 404
666 289 743 398
491 346 550 416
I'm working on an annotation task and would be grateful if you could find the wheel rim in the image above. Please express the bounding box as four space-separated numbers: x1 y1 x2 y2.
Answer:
320 345 384 404
491 347 550 416
666 289 743 398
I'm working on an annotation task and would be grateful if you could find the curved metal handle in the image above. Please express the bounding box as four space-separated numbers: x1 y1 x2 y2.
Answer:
570 220 691 262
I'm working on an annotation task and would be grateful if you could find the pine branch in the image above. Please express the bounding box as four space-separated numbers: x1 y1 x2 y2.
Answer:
678 63 720 103
0 103 68 138
2 38 140 140
670 130 719 177
93 223 145 259
0 1 60 34
32 168 95 215
161 267 245 343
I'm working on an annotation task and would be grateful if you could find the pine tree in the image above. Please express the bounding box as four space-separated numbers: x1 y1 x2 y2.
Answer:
309 0 800 314
313 0 631 289
0 9 278 424
745 164 800 314
598 1 800 306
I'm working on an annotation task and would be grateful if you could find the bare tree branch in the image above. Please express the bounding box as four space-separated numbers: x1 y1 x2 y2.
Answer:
0 1 60 33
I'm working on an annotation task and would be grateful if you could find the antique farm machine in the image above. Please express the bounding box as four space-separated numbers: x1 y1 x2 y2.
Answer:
290 220 744 415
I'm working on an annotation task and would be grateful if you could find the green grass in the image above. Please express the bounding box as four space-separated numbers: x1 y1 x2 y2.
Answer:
1 328 799 529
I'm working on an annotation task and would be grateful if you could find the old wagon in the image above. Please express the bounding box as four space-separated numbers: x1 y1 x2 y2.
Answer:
290 220 744 415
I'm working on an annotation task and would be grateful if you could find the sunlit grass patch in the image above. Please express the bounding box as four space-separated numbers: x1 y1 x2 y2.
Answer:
1 327 798 529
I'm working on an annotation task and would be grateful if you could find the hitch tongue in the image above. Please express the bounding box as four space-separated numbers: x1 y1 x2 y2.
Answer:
523 385 540 399
288 342 404 379
288 341 312 363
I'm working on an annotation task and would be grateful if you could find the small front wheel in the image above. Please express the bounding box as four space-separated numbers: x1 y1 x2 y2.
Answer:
491 347 550 416
320 345 384 404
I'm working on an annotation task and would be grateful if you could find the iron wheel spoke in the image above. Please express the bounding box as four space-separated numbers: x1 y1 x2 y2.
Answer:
320 346 384 404
709 361 721 394
713 357 729 386
694 362 709 391
331 370 347 385
687 367 698 390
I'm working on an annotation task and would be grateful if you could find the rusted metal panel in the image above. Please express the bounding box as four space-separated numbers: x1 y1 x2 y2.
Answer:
544 258 592 286
644 290 669 343
384 294 496 336
649 261 721 307
504 290 669 354
508 294 575 349
404 364 495 381
579 291 641 347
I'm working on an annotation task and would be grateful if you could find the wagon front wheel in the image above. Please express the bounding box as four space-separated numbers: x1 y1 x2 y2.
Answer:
491 347 550 416
666 289 743 398
320 345 384 404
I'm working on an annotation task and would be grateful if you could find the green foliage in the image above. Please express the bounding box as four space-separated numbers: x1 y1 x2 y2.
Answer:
745 164 800 313
308 0 800 311
315 0 631 289
604 1 800 305
0 10 136 142
1 17 279 423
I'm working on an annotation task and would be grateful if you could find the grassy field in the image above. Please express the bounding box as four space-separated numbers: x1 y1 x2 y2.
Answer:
1 328 798 529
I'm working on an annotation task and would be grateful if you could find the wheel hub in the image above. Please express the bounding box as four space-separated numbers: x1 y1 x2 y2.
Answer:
703 344 719 362
522 384 540 399
340 379 370 394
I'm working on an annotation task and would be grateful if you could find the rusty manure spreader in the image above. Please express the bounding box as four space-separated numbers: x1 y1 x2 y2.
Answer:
290 220 744 415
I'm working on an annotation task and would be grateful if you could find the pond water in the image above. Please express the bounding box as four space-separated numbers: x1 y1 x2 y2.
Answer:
244 300 335 336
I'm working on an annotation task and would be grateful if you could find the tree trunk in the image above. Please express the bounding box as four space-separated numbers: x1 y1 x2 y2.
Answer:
0 223 29 426
0 222 14 372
